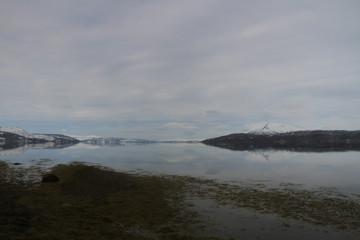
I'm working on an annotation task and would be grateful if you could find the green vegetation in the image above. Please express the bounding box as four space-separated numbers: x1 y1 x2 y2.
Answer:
0 161 227 239
1 160 359 239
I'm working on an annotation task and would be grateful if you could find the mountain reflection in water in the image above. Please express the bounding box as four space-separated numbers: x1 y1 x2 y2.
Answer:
1 142 360 194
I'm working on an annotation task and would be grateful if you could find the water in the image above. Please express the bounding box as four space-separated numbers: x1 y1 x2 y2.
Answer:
1 142 360 194
1 142 360 239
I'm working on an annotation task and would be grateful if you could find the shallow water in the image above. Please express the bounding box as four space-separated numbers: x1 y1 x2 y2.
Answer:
1 142 360 194
190 198 358 240
1 143 360 239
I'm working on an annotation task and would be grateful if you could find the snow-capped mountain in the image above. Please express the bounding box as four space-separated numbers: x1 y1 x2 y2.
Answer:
203 127 360 151
0 127 80 151
82 137 155 146
0 127 54 141
68 135 102 141
247 123 300 135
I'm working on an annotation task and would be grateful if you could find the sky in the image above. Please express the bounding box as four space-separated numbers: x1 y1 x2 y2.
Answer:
1 0 359 140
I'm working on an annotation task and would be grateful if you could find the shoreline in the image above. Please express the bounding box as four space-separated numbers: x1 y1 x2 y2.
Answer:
1 161 359 239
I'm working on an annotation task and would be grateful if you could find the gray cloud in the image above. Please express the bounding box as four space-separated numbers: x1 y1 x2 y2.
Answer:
1 0 359 138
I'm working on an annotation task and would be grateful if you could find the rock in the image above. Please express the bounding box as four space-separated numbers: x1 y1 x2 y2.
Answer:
62 203 72 208
12 217 30 227
41 173 59 183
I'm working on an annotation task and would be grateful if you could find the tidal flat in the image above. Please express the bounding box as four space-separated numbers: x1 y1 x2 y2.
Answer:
0 160 359 240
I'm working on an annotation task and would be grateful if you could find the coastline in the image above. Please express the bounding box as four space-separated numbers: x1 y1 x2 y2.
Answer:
1 161 359 239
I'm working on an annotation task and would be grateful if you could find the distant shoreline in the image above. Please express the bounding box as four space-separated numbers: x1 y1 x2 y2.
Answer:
202 130 360 152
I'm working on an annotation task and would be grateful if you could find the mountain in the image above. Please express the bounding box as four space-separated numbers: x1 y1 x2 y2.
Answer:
0 127 80 151
203 127 360 152
0 127 55 141
247 123 300 135
81 137 199 146
81 137 156 146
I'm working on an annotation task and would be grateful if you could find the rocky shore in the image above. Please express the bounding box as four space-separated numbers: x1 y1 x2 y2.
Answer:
1 161 359 239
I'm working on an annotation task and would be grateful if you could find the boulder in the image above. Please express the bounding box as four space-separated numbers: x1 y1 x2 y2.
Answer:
41 173 59 183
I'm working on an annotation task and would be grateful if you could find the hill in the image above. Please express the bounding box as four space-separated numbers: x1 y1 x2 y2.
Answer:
0 127 80 151
203 130 360 152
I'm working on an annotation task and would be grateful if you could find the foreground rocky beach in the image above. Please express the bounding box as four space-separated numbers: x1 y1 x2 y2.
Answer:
1 161 359 239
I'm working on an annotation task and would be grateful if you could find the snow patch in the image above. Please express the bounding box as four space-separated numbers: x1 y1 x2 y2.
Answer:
68 135 102 141
0 126 55 141
247 123 301 135
82 137 154 145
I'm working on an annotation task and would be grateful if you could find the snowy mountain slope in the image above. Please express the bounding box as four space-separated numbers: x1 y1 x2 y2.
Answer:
203 127 360 151
68 135 102 141
0 127 54 141
82 137 155 145
247 123 301 135
0 127 80 148
41 134 80 142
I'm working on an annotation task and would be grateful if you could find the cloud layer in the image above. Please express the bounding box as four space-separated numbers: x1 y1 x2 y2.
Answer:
1 0 359 139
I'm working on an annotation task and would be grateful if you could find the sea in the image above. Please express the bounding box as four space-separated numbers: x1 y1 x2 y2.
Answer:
1 142 359 194
1 142 360 239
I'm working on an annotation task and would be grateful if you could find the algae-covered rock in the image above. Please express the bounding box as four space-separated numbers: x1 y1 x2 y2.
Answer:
41 173 59 183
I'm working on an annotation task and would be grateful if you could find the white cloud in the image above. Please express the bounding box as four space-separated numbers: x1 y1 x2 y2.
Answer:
162 122 198 129
0 0 359 139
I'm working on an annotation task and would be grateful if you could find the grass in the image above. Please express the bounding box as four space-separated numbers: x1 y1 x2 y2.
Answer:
1 160 360 239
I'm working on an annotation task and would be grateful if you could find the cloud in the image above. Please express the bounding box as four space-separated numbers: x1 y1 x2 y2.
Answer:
162 122 198 130
1 0 359 138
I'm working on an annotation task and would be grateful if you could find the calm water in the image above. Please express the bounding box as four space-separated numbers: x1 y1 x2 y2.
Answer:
1 142 360 194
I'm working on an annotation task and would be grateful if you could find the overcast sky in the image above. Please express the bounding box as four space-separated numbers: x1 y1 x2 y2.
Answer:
1 0 359 139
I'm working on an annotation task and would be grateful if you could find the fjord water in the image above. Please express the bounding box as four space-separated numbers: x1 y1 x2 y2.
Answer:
2 142 360 239
1 142 360 194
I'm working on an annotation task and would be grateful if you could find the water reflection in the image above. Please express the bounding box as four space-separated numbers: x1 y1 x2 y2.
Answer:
1 142 360 194
242 150 295 162
0 142 79 155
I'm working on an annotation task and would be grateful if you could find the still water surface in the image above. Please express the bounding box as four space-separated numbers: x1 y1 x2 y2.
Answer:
1 142 359 194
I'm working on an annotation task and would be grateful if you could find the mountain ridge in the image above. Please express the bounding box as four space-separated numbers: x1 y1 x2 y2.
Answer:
0 127 80 151
203 129 360 152
81 137 156 146
246 122 301 135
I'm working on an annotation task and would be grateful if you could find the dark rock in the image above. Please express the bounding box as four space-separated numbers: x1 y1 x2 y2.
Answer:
12 217 30 227
41 173 59 183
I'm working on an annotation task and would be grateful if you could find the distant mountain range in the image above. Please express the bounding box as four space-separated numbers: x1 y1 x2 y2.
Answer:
81 137 199 146
0 127 80 151
0 127 198 152
81 137 156 146
203 123 360 152
4 124 358 153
